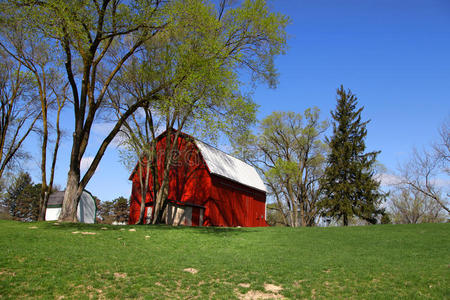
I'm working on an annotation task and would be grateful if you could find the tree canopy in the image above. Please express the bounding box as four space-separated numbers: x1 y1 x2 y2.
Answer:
0 0 288 222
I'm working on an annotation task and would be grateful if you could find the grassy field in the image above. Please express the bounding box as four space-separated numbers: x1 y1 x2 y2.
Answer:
0 220 449 299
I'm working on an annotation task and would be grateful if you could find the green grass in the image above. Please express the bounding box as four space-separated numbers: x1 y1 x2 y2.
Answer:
0 220 449 299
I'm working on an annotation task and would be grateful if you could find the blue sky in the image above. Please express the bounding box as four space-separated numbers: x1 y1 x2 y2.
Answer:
24 0 450 201
257 0 450 168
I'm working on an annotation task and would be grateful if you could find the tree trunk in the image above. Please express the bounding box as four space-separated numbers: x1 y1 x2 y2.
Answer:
300 200 305 227
343 214 348 226
287 184 299 227
59 170 81 222
137 163 146 224
38 191 49 221
152 175 170 224
38 102 48 221
152 129 182 224
137 159 151 224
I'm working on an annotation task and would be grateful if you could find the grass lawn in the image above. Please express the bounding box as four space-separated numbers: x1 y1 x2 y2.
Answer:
0 220 449 299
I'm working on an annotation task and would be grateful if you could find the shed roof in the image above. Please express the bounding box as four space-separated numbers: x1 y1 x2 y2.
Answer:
195 140 267 193
47 190 96 207
48 191 65 206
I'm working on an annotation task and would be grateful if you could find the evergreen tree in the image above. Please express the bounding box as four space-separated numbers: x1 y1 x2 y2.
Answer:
319 86 384 226
3 172 40 221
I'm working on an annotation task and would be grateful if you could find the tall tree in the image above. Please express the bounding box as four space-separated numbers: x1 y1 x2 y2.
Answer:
1 0 172 221
319 86 384 226
2 0 287 223
116 0 288 224
0 24 68 221
234 108 328 227
0 50 40 178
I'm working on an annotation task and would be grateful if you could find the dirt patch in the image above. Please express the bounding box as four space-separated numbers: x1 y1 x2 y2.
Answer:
0 269 16 277
28 226 38 229
237 290 284 299
53 223 60 226
183 268 198 274
264 283 283 293
128 228 136 232
145 235 151 239
114 272 127 279
101 227 108 230
72 231 80 234
235 283 284 300
81 232 96 235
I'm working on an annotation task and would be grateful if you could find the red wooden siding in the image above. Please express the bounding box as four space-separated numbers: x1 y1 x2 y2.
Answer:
128 131 267 227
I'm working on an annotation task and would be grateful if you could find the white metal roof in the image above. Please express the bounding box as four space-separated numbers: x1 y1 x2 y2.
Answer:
195 140 267 193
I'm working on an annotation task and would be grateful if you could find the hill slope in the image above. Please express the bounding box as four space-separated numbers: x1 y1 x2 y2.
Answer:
0 220 449 299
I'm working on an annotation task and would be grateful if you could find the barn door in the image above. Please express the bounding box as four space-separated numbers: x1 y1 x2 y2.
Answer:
192 207 200 226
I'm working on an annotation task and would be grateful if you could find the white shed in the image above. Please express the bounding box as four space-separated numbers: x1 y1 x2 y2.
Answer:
45 190 97 223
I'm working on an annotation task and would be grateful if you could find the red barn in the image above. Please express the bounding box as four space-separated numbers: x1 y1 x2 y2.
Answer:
128 131 267 227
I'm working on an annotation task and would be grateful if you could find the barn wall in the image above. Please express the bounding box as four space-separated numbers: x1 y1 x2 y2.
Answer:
128 132 267 227
129 174 153 224
206 175 267 227
129 133 211 225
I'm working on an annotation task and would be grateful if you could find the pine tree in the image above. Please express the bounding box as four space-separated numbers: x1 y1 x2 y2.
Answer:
3 172 40 221
319 86 384 226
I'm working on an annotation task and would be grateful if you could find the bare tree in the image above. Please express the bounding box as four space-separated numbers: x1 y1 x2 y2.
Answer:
434 116 450 175
0 51 40 179
388 186 446 224
0 26 69 220
397 118 449 214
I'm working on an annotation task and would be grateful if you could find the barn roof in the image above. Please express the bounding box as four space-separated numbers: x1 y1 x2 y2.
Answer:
128 130 267 193
195 140 267 193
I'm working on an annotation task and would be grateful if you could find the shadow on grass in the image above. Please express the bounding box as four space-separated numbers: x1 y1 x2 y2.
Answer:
146 224 257 236
36 221 256 236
